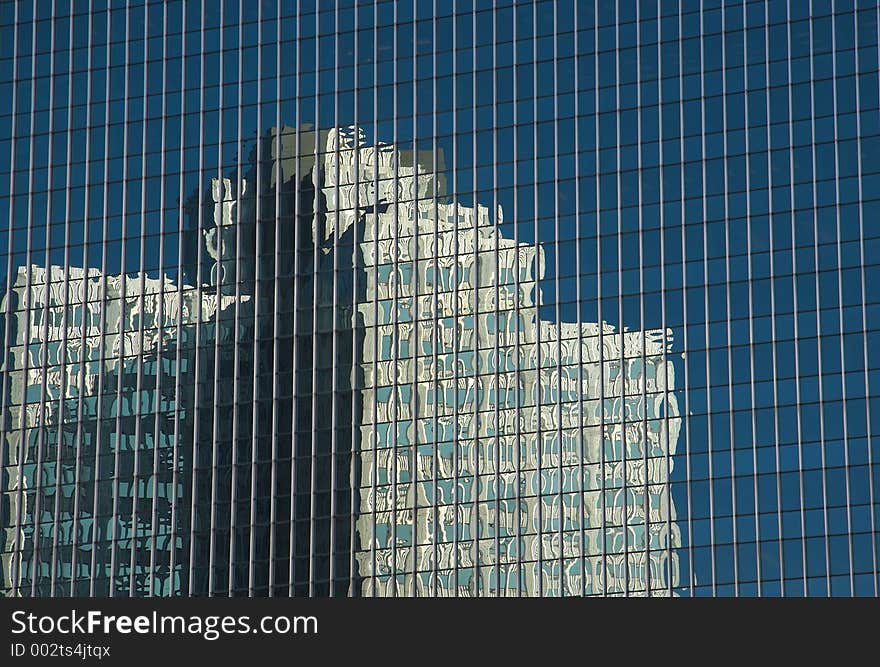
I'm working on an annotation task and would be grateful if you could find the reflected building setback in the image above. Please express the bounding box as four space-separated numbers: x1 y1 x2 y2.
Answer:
2 126 680 596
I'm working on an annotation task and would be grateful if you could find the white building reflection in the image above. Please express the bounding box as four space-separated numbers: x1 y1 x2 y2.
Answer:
322 127 682 596
2 126 681 597
0 202 247 595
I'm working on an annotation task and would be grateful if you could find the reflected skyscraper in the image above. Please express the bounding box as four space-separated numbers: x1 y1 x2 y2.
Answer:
2 125 680 596
321 127 681 595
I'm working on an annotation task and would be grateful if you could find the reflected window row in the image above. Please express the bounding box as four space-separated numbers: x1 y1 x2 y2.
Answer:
4 500 872 537
6 184 880 235
4 234 878 274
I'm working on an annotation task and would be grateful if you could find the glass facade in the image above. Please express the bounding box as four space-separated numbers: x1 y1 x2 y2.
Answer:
1 0 878 597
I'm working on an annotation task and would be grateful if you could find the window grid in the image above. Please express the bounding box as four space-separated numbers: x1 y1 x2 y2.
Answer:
0 0 877 598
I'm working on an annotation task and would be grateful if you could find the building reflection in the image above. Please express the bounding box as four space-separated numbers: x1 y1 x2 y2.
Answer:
0 264 240 594
1 126 680 596
323 127 681 596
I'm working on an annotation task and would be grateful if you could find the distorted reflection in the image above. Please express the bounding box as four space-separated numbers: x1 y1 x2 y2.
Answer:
1 263 246 595
1 126 680 597
323 127 681 596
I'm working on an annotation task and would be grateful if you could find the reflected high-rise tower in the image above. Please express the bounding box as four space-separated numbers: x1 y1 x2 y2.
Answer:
2 126 680 596
320 127 681 596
